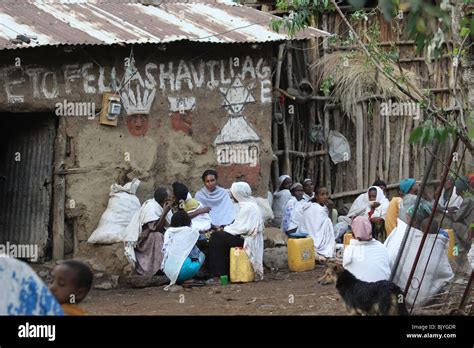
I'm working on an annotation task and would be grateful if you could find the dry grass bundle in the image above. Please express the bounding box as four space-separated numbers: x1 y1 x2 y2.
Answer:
311 51 423 121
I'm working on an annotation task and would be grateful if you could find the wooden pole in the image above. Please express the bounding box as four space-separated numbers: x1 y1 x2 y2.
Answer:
52 117 67 261
272 44 285 190
356 104 364 189
324 108 331 193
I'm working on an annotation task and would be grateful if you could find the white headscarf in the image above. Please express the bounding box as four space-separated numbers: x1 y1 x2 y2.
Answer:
224 182 264 279
162 226 199 289
365 186 389 219
278 175 291 189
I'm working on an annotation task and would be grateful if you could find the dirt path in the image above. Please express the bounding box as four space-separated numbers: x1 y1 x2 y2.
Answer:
81 265 347 315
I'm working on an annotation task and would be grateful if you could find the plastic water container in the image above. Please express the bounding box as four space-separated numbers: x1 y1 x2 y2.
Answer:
287 237 315 272
343 232 354 247
229 247 254 283
444 228 456 259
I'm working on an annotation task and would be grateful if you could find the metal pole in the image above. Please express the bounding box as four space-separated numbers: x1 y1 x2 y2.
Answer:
458 271 473 311
403 137 459 298
389 141 440 282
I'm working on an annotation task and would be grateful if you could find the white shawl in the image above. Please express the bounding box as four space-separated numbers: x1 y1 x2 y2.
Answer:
162 226 199 288
224 182 264 279
338 186 389 225
123 199 171 263
297 202 335 258
272 189 292 223
439 187 463 210
195 186 235 226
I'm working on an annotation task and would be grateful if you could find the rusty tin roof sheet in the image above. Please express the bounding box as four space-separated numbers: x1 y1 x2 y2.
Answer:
0 0 328 50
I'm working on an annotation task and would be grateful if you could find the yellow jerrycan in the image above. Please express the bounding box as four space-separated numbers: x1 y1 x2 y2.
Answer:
229 247 254 283
287 237 315 272
443 228 456 259
344 232 355 248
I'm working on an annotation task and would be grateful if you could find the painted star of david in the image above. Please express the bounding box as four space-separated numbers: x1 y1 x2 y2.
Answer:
219 77 256 115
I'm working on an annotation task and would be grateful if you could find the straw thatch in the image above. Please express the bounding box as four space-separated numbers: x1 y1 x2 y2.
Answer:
311 51 423 121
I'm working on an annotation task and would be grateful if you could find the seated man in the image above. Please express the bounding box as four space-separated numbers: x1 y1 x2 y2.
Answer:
297 187 335 260
123 187 173 276
281 183 305 235
384 203 453 307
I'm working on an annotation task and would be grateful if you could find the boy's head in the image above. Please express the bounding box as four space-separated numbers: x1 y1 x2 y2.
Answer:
154 187 169 206
170 210 192 228
49 260 93 305
314 186 329 205
290 183 304 201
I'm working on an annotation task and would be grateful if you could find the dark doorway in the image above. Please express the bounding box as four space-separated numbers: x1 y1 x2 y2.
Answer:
0 113 56 261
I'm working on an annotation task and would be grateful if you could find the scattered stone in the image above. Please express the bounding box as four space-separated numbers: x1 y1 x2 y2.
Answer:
263 246 288 270
168 285 183 293
91 262 107 272
39 271 49 278
125 275 169 289
93 274 120 290
264 227 288 248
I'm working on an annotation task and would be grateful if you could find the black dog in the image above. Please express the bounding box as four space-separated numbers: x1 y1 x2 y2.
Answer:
319 263 408 316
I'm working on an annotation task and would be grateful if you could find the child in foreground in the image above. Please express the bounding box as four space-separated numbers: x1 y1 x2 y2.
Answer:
49 260 93 315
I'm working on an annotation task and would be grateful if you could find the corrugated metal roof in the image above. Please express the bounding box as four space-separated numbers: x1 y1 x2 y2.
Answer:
0 0 328 50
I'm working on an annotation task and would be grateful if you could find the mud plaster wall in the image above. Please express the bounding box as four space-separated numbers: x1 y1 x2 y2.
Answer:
0 43 274 270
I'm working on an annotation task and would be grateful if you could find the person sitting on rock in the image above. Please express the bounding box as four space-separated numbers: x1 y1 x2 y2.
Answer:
297 186 335 261
271 175 293 227
123 187 173 276
281 183 305 236
207 182 264 284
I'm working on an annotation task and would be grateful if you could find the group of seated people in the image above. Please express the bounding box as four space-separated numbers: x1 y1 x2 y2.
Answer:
123 169 264 288
272 172 472 306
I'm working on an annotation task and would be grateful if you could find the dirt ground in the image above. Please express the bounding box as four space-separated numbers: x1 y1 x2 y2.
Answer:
81 265 348 315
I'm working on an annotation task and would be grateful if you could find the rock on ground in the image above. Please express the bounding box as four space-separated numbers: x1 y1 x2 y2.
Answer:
263 246 288 271
264 227 288 249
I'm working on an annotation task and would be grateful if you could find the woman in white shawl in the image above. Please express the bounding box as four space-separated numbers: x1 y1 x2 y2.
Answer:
334 185 389 241
207 182 264 283
195 169 235 227
271 175 293 227
162 211 205 289
297 187 335 260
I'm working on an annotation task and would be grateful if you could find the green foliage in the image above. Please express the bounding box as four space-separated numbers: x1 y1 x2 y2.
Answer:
409 119 455 146
320 76 334 95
